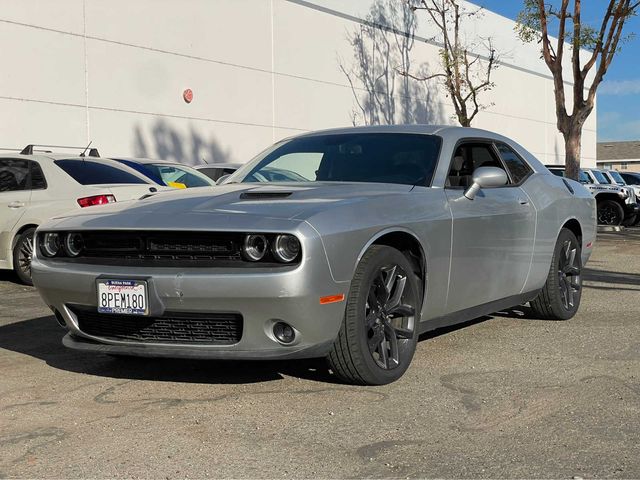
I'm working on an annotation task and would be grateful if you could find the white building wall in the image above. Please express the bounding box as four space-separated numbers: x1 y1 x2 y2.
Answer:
0 0 597 167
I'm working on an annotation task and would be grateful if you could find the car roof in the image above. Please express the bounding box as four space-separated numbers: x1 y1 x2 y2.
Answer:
194 163 241 170
293 124 503 139
111 157 180 165
0 152 111 162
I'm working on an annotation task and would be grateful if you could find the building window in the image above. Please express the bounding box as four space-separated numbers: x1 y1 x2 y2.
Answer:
621 162 628 170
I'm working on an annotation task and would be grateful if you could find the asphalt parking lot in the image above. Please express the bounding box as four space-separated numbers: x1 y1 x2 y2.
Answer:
1 230 639 479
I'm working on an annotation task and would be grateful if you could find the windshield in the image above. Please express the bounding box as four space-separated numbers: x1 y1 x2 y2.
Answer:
592 170 610 184
609 171 625 184
147 164 215 188
579 171 592 183
230 133 442 187
622 173 640 185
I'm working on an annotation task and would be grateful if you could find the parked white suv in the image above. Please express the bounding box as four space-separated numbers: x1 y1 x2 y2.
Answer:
0 145 170 284
547 166 632 226
584 168 639 226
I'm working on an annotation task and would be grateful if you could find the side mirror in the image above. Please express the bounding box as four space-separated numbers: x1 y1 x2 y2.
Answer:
464 166 508 200
216 174 230 185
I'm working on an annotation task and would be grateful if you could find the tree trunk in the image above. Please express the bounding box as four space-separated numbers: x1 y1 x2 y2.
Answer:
563 126 582 181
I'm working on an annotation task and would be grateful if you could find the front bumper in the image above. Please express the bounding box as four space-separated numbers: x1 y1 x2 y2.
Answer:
32 232 350 360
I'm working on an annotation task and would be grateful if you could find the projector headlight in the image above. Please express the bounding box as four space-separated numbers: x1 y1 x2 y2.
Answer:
64 233 84 257
243 234 268 261
272 234 301 263
40 233 61 258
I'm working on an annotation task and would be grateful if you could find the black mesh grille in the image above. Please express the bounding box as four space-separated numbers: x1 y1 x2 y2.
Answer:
44 231 297 267
81 231 241 260
71 306 242 345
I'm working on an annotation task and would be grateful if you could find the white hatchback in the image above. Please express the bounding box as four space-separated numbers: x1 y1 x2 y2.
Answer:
0 147 171 284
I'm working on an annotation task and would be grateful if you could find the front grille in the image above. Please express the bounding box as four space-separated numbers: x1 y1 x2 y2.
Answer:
80 231 241 261
71 306 243 345
44 231 298 267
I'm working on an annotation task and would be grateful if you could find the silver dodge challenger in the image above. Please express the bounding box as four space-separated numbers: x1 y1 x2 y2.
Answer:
31 125 596 385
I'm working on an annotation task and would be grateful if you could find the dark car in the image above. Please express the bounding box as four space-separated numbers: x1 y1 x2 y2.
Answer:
112 158 216 189
194 163 241 182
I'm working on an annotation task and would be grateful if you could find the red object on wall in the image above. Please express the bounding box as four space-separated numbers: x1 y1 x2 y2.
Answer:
183 88 193 103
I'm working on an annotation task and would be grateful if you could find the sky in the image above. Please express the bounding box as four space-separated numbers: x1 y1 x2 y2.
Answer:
474 1 640 142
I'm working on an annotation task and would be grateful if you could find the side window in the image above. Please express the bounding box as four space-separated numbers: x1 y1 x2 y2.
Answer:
446 142 507 188
0 159 29 192
30 161 47 190
495 143 533 184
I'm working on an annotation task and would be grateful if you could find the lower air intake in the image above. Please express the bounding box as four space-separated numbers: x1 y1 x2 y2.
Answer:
71 306 242 345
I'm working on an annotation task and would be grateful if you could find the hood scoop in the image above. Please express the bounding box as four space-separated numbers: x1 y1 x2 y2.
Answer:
239 191 293 200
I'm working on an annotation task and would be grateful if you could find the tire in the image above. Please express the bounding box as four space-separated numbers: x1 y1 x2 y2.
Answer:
597 199 624 226
12 228 35 286
529 228 582 320
326 245 421 385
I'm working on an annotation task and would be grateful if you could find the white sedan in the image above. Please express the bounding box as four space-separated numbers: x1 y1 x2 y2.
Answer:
0 146 171 284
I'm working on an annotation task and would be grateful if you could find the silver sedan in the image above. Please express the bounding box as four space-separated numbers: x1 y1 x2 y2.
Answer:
31 125 596 385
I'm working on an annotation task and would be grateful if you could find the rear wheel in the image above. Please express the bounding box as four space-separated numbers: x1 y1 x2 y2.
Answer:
327 245 421 385
529 228 582 320
13 228 35 286
597 200 624 226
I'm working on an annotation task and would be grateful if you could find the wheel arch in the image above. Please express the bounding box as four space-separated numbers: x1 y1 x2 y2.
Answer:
357 228 427 286
11 224 38 250
561 218 582 245
595 192 625 206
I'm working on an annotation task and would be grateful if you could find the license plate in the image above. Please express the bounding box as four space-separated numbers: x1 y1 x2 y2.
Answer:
97 279 148 315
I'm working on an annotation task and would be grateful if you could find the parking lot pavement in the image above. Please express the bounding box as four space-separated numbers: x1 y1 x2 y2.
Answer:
1 232 639 479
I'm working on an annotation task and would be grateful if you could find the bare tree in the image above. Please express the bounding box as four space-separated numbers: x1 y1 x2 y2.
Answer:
339 0 416 125
516 0 639 180
400 0 498 127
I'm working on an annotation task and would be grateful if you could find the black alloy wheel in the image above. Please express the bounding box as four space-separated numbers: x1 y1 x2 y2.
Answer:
557 238 581 311
365 264 416 370
597 200 624 226
327 245 421 385
530 228 582 320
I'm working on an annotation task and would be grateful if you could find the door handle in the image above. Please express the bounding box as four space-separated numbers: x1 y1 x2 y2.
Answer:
8 201 25 208
518 198 529 206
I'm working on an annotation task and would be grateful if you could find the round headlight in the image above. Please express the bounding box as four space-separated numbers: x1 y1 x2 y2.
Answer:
272 234 301 263
64 233 84 257
243 234 268 261
41 233 61 257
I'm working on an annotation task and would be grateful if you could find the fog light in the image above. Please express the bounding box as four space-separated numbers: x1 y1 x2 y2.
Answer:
273 322 295 344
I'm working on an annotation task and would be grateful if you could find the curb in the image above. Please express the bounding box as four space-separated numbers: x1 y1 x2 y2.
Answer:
597 225 625 233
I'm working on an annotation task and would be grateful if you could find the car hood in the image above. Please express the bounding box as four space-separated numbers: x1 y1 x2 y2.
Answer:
41 182 415 230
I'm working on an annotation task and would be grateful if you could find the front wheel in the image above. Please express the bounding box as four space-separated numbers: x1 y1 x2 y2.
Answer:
13 228 35 286
597 200 624 226
529 228 582 320
326 245 421 385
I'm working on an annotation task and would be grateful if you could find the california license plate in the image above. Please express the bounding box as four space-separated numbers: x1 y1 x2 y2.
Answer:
97 279 148 315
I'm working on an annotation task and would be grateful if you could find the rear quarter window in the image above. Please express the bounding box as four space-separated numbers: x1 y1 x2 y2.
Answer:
30 161 47 190
54 160 148 185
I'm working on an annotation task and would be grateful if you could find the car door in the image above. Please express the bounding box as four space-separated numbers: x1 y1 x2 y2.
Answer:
444 141 535 312
0 158 32 264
